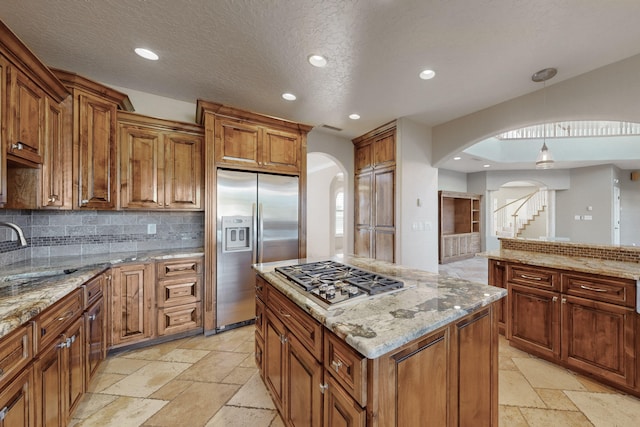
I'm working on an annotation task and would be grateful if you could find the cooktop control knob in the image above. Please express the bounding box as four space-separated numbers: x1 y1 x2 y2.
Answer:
318 284 328 294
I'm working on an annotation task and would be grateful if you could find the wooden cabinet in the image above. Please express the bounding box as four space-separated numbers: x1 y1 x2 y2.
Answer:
51 69 133 210
506 262 637 391
110 263 155 347
156 257 203 336
118 112 204 210
83 273 106 387
353 121 396 263
40 97 71 208
0 324 33 392
0 366 34 427
439 191 481 263
323 374 365 427
34 294 85 427
5 64 46 165
488 259 507 335
263 282 324 426
213 117 302 173
0 58 5 206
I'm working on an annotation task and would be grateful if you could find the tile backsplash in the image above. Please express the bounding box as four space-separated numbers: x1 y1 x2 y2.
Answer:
0 209 204 267
500 238 640 263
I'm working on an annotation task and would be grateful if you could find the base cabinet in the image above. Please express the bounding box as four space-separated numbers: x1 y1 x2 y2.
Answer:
0 367 34 427
258 278 499 426
488 260 507 335
503 260 638 393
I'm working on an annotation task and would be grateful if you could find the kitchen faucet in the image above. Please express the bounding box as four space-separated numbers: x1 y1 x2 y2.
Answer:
0 222 28 247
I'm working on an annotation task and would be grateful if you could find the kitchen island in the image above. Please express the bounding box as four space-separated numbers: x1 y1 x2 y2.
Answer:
253 256 506 427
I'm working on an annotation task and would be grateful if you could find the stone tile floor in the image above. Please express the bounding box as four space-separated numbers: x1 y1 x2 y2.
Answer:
70 257 640 426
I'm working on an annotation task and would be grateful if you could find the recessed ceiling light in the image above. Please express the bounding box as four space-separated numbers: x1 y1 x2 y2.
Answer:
419 69 436 80
282 93 297 101
308 54 327 68
453 156 462 160
349 114 360 120
483 164 491 168
134 48 159 61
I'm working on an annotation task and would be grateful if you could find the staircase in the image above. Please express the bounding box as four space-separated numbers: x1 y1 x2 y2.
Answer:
494 189 548 238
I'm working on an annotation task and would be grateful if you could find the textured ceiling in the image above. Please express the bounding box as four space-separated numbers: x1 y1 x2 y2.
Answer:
3 0 640 144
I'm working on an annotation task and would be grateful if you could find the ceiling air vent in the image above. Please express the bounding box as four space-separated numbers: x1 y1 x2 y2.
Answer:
321 124 342 132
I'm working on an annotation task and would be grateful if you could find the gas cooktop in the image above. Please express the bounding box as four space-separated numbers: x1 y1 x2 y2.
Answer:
275 260 404 307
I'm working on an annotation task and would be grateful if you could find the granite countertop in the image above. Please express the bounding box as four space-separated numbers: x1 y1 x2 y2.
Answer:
253 255 506 359
480 249 640 281
0 248 204 339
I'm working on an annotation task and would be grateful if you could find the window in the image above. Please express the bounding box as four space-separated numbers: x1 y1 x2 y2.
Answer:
335 191 344 236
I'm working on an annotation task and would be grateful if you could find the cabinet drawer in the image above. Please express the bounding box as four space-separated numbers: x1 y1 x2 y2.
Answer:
325 331 367 406
266 284 323 360
84 273 104 308
0 323 33 390
157 303 202 336
157 276 201 307
36 288 83 352
156 257 203 279
562 273 636 308
507 264 559 291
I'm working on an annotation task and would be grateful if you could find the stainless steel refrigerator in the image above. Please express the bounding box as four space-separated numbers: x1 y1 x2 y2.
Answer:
216 169 299 329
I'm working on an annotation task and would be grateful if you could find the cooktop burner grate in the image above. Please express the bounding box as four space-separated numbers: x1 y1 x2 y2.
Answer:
275 261 404 305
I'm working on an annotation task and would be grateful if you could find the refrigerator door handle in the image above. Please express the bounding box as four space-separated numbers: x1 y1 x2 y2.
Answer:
252 203 258 264
258 202 264 263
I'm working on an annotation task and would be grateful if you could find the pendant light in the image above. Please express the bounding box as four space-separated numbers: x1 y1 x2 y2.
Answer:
532 67 557 169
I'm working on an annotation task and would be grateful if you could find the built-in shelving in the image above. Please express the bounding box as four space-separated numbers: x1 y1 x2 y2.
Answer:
438 191 482 263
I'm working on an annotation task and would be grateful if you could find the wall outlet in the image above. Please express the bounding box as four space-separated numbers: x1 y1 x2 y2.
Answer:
147 224 156 234
583 215 593 221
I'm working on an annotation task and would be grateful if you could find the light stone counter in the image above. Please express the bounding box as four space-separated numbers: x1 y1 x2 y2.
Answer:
0 248 204 339
253 255 506 359
480 249 640 280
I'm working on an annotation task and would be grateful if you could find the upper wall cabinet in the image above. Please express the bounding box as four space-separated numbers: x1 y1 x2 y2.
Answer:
0 20 70 208
197 100 312 175
118 112 204 210
52 69 134 210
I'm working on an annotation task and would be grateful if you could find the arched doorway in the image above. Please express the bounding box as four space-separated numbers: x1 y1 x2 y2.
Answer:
306 153 349 258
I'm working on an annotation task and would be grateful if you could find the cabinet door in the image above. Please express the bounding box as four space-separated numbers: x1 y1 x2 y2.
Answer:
264 308 286 415
85 298 106 387
214 119 260 167
111 264 154 346
64 317 85 422
508 283 560 359
41 96 68 208
261 128 300 173
285 334 322 427
562 295 635 388
34 337 64 427
6 65 45 164
373 167 395 262
120 125 162 209
77 91 117 209
455 307 497 427
354 143 371 172
372 130 395 168
164 133 203 209
324 375 366 427
354 172 372 258
488 260 507 334
0 367 34 427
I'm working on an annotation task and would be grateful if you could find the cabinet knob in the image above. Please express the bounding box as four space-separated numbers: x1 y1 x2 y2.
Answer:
81 199 89 205
552 296 558 302
331 359 343 372
12 142 23 150
319 383 328 394
280 334 288 344
561 298 567 304
88 314 97 321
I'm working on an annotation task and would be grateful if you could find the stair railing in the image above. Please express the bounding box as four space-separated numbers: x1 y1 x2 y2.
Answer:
493 189 548 237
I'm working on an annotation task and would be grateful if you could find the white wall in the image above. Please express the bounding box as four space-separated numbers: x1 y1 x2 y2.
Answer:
108 84 198 123
438 169 467 192
620 170 640 246
432 54 640 164
307 130 354 256
306 154 342 258
556 165 616 244
396 118 439 273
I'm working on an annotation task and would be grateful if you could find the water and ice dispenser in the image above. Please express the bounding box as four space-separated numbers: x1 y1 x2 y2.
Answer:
222 216 252 252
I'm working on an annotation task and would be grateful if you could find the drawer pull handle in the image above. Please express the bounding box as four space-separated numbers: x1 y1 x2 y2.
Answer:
520 274 542 281
279 309 291 318
12 142 24 150
57 310 74 322
331 359 343 372
579 285 608 293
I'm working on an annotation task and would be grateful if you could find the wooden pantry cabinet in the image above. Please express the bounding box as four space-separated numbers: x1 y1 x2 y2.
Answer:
118 112 204 210
505 261 637 392
353 121 396 263
52 69 133 210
